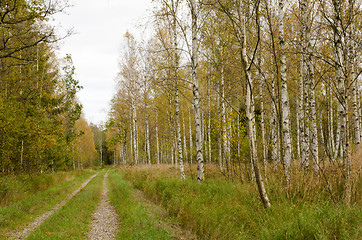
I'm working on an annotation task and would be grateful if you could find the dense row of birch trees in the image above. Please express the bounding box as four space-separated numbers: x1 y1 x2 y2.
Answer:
107 0 361 206
0 0 98 174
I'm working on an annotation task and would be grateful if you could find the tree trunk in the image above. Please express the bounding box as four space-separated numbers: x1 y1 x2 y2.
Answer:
183 115 188 163
333 0 345 162
298 56 305 162
156 113 160 164
270 75 279 166
175 84 186 178
278 0 292 181
189 107 193 164
301 0 318 172
172 2 186 178
259 67 267 178
350 26 360 146
329 85 335 157
190 0 204 181
333 0 350 204
221 66 228 172
132 102 138 164
217 87 223 169
238 0 270 208
208 78 212 164
146 113 151 164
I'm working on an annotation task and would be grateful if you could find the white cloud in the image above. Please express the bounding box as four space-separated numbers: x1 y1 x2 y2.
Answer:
53 0 151 124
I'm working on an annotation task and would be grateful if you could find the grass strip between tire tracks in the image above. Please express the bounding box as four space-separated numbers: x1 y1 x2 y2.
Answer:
26 170 105 239
0 169 96 239
109 169 176 240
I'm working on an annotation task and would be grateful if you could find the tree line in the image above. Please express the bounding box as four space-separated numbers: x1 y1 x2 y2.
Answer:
107 0 361 207
0 0 98 174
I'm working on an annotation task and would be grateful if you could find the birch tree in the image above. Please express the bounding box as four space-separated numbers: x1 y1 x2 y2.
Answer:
278 0 292 181
189 0 205 181
300 0 318 173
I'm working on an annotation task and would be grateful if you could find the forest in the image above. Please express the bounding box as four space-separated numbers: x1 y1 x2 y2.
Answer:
0 0 361 239
108 0 361 206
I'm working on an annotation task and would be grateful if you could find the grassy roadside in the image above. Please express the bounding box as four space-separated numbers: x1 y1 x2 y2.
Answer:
122 165 361 240
0 169 92 206
108 168 177 240
26 170 105 240
0 169 96 238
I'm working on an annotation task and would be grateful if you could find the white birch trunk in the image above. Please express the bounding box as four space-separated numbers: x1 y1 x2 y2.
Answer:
259 69 267 178
208 78 212 164
350 29 360 146
227 109 232 174
333 0 345 162
217 88 223 169
329 85 335 157
172 3 186 178
301 0 318 172
221 66 228 170
189 107 193 164
190 0 204 181
270 76 279 166
298 57 305 162
238 0 270 207
183 116 188 163
156 113 160 164
132 103 138 164
146 113 151 164
175 85 185 178
278 0 292 181
352 78 360 146
130 110 133 160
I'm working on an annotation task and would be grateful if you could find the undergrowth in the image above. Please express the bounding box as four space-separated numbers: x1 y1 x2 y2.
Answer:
0 169 95 238
0 169 91 206
121 164 361 240
27 170 104 239
108 168 175 240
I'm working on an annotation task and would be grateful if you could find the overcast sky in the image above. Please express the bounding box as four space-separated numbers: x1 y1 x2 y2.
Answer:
53 0 152 125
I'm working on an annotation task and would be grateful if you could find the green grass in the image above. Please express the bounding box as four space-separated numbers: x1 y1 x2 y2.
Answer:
108 169 176 240
0 169 91 206
122 165 361 240
26 170 105 240
0 169 96 238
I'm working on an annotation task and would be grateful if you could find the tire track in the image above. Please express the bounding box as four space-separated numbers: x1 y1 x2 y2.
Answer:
8 172 99 240
87 171 119 240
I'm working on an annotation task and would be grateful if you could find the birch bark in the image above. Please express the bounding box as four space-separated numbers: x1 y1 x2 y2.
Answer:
332 0 351 204
333 0 345 162
156 113 160 164
298 57 305 162
270 75 279 166
221 66 228 171
278 0 292 181
172 0 185 179
145 113 151 164
183 116 188 163
349 14 360 146
132 103 138 164
217 87 223 169
238 0 270 207
259 72 267 178
329 86 335 155
190 0 204 181
208 78 212 164
189 107 193 164
301 0 318 172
